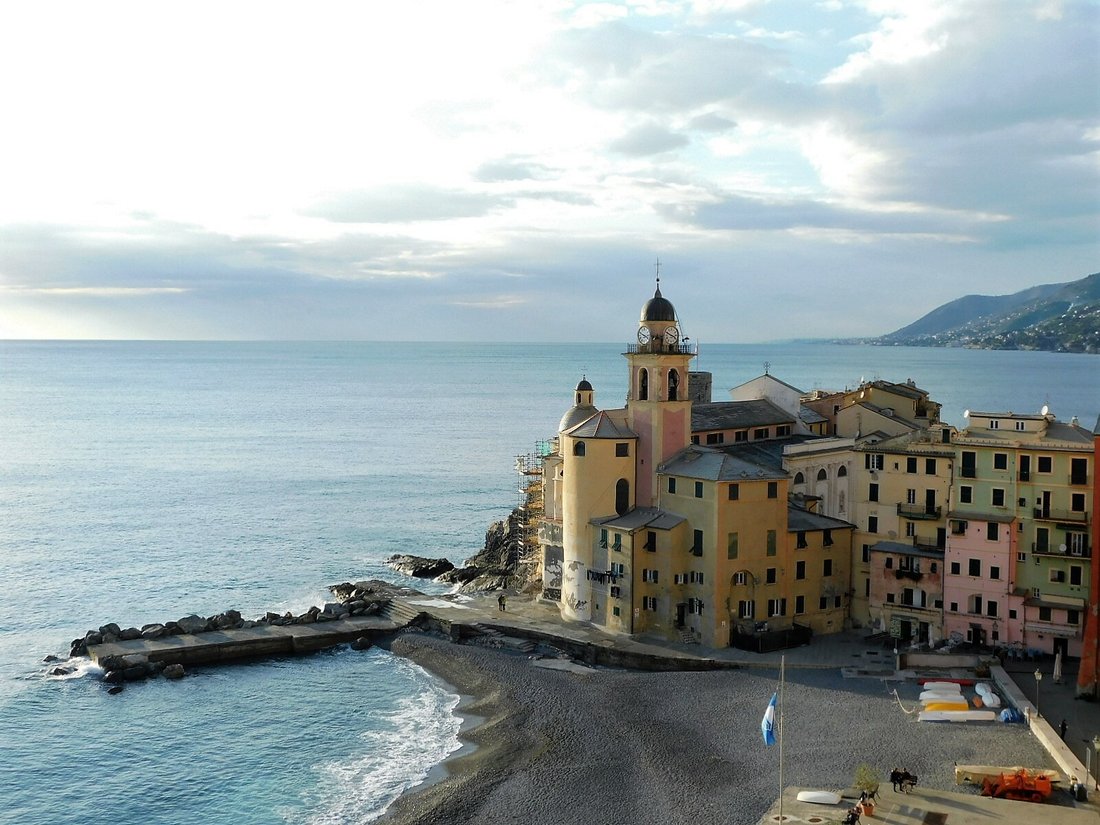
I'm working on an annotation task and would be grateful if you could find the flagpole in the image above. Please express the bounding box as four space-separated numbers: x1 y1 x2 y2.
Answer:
779 654 785 823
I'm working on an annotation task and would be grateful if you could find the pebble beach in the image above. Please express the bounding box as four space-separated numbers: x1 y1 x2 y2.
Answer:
381 633 1058 825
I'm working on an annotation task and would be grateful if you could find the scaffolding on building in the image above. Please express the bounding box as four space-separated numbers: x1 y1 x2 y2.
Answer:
512 439 554 589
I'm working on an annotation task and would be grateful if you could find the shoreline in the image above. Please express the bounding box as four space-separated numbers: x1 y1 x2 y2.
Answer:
377 632 1062 825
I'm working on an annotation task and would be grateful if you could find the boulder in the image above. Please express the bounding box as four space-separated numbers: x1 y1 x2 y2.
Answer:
322 602 349 618
83 631 104 646
103 670 125 684
350 637 373 651
107 684 125 695
386 554 455 579
121 665 147 681
176 614 208 634
212 610 242 630
119 627 142 641
70 639 88 657
140 624 168 640
43 654 61 663
99 622 122 637
49 666 74 677
163 663 186 680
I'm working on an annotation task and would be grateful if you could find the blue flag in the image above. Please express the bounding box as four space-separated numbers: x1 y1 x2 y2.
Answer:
761 692 777 746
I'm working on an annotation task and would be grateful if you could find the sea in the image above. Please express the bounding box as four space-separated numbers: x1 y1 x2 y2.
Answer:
0 340 1096 825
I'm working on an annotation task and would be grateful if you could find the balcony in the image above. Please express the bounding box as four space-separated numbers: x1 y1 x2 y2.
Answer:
912 535 944 552
1070 473 1090 486
1033 508 1090 525
897 503 942 520
1032 541 1091 557
894 568 924 582
960 466 977 478
1018 470 1030 482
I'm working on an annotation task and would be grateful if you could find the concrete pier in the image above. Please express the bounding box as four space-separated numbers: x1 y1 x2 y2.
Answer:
86 615 398 667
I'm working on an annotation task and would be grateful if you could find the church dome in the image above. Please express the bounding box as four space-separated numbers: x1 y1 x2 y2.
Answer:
559 403 597 434
576 377 593 391
640 285 676 322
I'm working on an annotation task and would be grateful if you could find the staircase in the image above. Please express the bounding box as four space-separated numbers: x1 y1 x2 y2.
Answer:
679 627 699 645
470 622 538 653
382 599 423 627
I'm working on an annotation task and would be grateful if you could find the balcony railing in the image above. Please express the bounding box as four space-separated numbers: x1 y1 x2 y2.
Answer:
1018 470 1030 482
1032 541 1091 557
1033 508 1090 525
912 535 944 552
1070 473 1090 486
897 503 942 520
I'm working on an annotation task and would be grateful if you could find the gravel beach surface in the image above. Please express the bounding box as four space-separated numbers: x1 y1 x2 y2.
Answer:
382 633 1057 825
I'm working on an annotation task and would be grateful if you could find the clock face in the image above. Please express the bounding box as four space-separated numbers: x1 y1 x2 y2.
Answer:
637 327 652 344
663 326 679 345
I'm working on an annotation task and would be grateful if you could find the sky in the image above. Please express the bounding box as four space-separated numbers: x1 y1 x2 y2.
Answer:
1 0 1097 342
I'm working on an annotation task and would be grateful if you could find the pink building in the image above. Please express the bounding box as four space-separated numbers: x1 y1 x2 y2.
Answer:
942 513 1023 648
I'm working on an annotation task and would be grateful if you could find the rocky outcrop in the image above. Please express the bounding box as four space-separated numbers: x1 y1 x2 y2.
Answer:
438 508 536 593
386 555 455 579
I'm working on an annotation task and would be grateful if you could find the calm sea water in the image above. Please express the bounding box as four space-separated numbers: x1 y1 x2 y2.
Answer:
0 341 1095 824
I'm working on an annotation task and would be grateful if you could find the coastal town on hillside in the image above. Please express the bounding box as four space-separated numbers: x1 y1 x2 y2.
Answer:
519 279 1100 697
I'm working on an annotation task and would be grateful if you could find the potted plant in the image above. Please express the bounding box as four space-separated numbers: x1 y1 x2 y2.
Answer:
853 764 880 816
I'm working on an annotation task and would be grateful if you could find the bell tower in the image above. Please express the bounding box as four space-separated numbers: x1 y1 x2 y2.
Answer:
626 269 694 506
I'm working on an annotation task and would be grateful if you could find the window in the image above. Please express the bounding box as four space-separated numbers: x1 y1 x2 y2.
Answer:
993 453 1008 470
969 594 983 614
795 595 805 614
1068 610 1080 625
987 600 998 617
733 571 747 585
1071 457 1088 485
610 562 624 575
611 533 622 552
990 565 1000 580
885 557 894 569
796 560 806 580
838 466 848 477
865 453 884 470
642 568 659 584
612 605 620 616
968 558 981 577
768 598 786 617
930 562 938 574
691 530 703 557
1038 606 1052 622
987 522 999 541
599 529 608 548
951 519 967 535
950 561 961 575
869 483 879 502
615 442 629 457
668 369 679 401
705 432 724 445
992 488 1005 507
823 529 834 547
1072 493 1086 512
694 481 703 498
925 458 937 475
1016 421 1025 431
794 471 805 485
949 602 958 612
754 428 769 440
728 483 739 501
727 532 738 560
1071 565 1083 586
797 532 808 549
960 486 973 504
687 598 705 614
645 531 656 552
777 424 792 436
689 571 705 585
573 441 586 456
638 369 649 401
862 545 870 563
906 488 917 505
642 596 657 611
690 435 699 445
1036 527 1049 552
1017 552 1027 563
820 596 829 610
1009 609 1018 620
989 419 1000 430
734 430 748 442
615 479 629 516
961 451 976 477
767 530 777 556
905 522 916 538
868 516 878 534
886 593 895 603
823 559 833 576
766 567 777 584
738 600 755 619
667 477 676 494
767 481 778 499
1037 456 1052 473
817 468 827 481
906 456 917 473
1050 569 1066 583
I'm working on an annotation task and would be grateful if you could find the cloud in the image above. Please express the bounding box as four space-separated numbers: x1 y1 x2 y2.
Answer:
610 122 690 155
305 186 512 223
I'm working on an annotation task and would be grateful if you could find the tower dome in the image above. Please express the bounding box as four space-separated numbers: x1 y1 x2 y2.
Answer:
559 377 598 433
640 284 676 322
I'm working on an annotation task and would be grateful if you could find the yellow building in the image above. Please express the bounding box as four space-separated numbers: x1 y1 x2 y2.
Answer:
538 281 853 648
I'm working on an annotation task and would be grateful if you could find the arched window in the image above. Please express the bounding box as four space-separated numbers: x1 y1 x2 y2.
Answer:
793 472 805 485
668 369 680 401
817 468 828 481
573 441 586 457
837 466 847 478
639 368 649 401
576 392 582 405
615 478 630 515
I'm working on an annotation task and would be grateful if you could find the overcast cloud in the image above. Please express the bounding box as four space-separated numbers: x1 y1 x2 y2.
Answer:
0 0 1096 341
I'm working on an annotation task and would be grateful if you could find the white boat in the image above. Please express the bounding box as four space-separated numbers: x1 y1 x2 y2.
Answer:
920 690 965 701
922 681 964 692
796 790 843 805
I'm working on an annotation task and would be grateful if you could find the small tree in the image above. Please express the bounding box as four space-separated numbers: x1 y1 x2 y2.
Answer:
854 763 881 794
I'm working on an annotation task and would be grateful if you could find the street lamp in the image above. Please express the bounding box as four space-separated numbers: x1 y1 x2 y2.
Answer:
1034 669 1043 718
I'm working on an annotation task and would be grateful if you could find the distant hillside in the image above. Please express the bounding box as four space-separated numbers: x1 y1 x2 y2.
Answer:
868 272 1100 353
